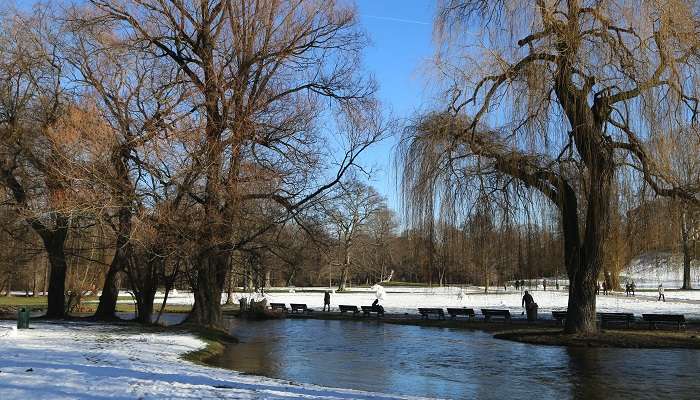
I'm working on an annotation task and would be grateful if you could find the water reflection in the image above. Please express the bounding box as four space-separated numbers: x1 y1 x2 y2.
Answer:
208 318 700 399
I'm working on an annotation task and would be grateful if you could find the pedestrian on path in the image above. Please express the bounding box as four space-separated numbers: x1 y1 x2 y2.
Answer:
323 291 331 311
658 284 665 302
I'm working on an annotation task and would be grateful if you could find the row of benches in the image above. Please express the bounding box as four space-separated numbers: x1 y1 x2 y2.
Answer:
269 303 687 330
270 303 385 317
552 311 687 330
417 307 512 322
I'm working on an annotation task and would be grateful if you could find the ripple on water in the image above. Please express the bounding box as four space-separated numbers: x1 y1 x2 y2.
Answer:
207 318 700 400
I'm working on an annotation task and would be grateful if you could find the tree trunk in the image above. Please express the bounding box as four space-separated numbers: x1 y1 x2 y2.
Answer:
94 254 122 320
44 236 68 318
338 265 349 291
186 255 227 328
135 288 156 324
38 228 68 318
564 169 612 334
682 209 693 290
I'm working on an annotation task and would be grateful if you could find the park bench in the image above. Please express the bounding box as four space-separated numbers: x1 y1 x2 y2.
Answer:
597 312 635 328
481 309 511 322
552 311 568 325
642 314 686 330
269 303 287 312
446 308 476 320
339 305 360 315
290 303 312 314
361 305 384 318
418 307 445 320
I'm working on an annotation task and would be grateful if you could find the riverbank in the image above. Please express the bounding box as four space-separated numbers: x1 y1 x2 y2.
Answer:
275 310 700 349
0 321 418 399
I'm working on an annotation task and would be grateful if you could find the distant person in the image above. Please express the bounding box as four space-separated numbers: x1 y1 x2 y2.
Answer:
522 290 534 309
514 280 519 291
625 283 630 296
602 281 608 295
658 284 665 302
595 282 600 295
542 279 547 291
522 290 537 321
630 281 636 296
323 291 331 312
371 298 385 314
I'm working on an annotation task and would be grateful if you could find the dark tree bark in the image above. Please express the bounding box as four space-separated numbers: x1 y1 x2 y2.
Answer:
94 256 122 320
681 208 693 290
37 222 69 318
186 255 227 328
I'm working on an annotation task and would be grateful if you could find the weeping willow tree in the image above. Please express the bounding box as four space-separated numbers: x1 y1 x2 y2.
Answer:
401 0 700 334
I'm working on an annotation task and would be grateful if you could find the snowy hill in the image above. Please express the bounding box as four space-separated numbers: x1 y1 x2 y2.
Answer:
622 252 700 288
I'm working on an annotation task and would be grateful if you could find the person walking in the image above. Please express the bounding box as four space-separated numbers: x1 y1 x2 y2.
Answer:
625 283 630 296
542 279 547 291
323 291 331 311
630 281 636 296
522 290 537 321
658 284 665 302
602 281 608 295
595 282 600 295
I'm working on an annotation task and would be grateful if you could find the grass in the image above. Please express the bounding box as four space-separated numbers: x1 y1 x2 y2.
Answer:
179 325 238 365
0 295 49 307
494 328 700 349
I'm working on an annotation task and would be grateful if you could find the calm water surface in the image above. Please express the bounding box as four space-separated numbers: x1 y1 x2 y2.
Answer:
209 318 700 399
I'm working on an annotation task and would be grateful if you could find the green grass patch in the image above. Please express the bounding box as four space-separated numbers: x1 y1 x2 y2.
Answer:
0 295 48 308
179 325 238 365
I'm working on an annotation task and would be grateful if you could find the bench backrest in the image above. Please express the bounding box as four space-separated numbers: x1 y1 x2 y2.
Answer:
447 308 475 315
290 303 307 309
339 305 358 311
418 308 444 313
598 312 633 318
642 314 685 321
482 309 510 316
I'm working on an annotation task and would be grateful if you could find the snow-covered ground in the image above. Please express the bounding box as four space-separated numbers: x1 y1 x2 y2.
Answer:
0 321 424 399
137 286 700 320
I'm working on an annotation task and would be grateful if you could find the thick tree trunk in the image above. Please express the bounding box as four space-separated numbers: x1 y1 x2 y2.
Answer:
94 255 122 320
682 209 693 290
186 256 227 328
563 169 612 334
135 288 156 324
44 237 68 318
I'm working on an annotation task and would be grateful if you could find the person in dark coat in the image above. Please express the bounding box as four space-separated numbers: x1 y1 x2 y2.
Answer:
522 290 534 309
371 298 385 314
323 291 331 311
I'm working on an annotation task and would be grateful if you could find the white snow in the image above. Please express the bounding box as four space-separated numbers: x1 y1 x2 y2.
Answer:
109 284 700 320
0 321 425 399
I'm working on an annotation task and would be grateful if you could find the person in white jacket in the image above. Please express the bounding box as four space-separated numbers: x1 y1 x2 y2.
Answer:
658 284 665 302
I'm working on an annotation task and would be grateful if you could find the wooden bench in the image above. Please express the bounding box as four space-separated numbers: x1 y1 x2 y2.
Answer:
481 309 511 322
642 314 686 330
361 305 384 317
446 308 476 320
552 311 568 325
338 305 360 315
418 307 445 320
597 312 634 328
290 303 312 314
270 303 287 312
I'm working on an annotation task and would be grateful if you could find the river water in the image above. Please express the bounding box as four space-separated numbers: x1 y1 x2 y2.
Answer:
208 318 700 399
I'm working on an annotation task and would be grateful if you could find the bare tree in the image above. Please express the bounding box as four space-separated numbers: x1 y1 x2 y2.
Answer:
87 0 383 327
402 1 700 334
322 178 384 291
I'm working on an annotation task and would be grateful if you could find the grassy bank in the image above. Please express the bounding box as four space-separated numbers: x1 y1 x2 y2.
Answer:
284 311 700 349
495 329 700 349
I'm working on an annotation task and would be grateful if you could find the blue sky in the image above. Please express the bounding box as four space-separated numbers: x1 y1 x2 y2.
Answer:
354 1 436 211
